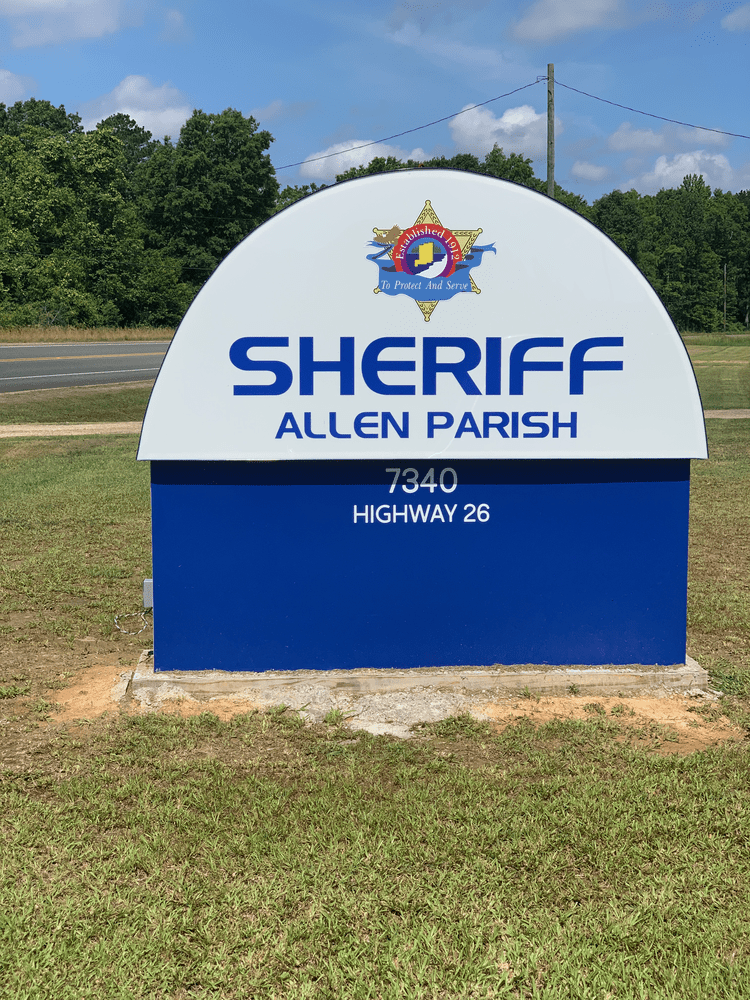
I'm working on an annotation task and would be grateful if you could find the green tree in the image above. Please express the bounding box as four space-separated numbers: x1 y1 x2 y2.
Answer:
644 177 722 331
734 190 750 328
332 145 592 220
416 152 484 173
591 189 645 265
0 126 190 326
708 188 750 330
592 176 750 332
137 108 278 289
0 97 82 139
95 113 158 183
274 181 326 214
481 145 536 186
335 155 405 182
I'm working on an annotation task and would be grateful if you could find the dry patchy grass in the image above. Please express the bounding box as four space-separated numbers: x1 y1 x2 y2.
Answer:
0 325 174 343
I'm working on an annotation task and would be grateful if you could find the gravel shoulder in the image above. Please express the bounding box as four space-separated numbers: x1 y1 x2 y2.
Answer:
0 421 142 437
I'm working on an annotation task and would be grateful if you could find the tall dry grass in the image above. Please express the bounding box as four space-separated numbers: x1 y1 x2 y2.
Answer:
0 326 175 344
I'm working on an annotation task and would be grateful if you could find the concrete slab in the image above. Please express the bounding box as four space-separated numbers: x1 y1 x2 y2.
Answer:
127 651 710 730
110 671 132 704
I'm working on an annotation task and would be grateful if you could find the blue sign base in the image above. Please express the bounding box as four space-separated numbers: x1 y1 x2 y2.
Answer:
150 460 690 672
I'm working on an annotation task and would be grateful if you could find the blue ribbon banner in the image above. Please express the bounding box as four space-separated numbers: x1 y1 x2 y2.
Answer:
367 242 496 301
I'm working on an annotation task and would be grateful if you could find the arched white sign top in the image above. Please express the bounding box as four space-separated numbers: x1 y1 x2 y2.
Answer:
138 170 707 461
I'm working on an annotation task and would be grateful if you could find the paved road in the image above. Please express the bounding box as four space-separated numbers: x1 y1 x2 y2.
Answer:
0 341 170 393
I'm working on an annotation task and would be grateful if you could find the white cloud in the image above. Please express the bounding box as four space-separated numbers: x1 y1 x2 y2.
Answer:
0 67 33 101
0 0 135 48
299 140 426 182
160 8 189 42
623 156 645 172
571 160 610 182
721 2 750 30
78 75 191 140
250 99 315 124
390 20 506 74
608 122 665 152
251 99 283 121
622 150 734 194
449 103 555 160
737 160 750 187
609 121 730 158
676 125 729 147
388 0 491 30
735 163 750 191
513 0 624 42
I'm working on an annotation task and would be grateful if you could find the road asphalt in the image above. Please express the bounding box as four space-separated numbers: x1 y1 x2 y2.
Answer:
0 341 169 393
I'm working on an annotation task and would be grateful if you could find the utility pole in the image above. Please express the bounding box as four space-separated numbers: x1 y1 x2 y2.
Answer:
547 62 555 198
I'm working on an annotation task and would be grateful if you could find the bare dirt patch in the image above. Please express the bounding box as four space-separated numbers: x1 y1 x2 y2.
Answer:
8 658 743 759
480 694 743 755
0 638 144 768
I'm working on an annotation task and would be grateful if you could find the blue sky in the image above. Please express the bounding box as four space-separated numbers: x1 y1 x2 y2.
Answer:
0 0 748 201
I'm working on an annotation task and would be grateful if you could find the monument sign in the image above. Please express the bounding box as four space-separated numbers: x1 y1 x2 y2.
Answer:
138 171 706 673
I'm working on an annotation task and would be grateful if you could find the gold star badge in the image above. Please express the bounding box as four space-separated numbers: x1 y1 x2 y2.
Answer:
372 200 484 322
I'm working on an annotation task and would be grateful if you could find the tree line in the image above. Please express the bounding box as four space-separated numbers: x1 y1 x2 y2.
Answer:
1 98 748 331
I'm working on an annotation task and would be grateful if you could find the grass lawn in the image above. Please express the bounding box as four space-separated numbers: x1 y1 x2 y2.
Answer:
0 434 151 644
688 346 750 410
0 382 154 425
688 420 750 706
2 711 749 999
0 406 749 997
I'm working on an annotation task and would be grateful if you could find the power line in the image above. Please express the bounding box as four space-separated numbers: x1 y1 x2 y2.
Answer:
273 76 748 178
274 80 543 172
2 74 747 252
555 80 750 141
